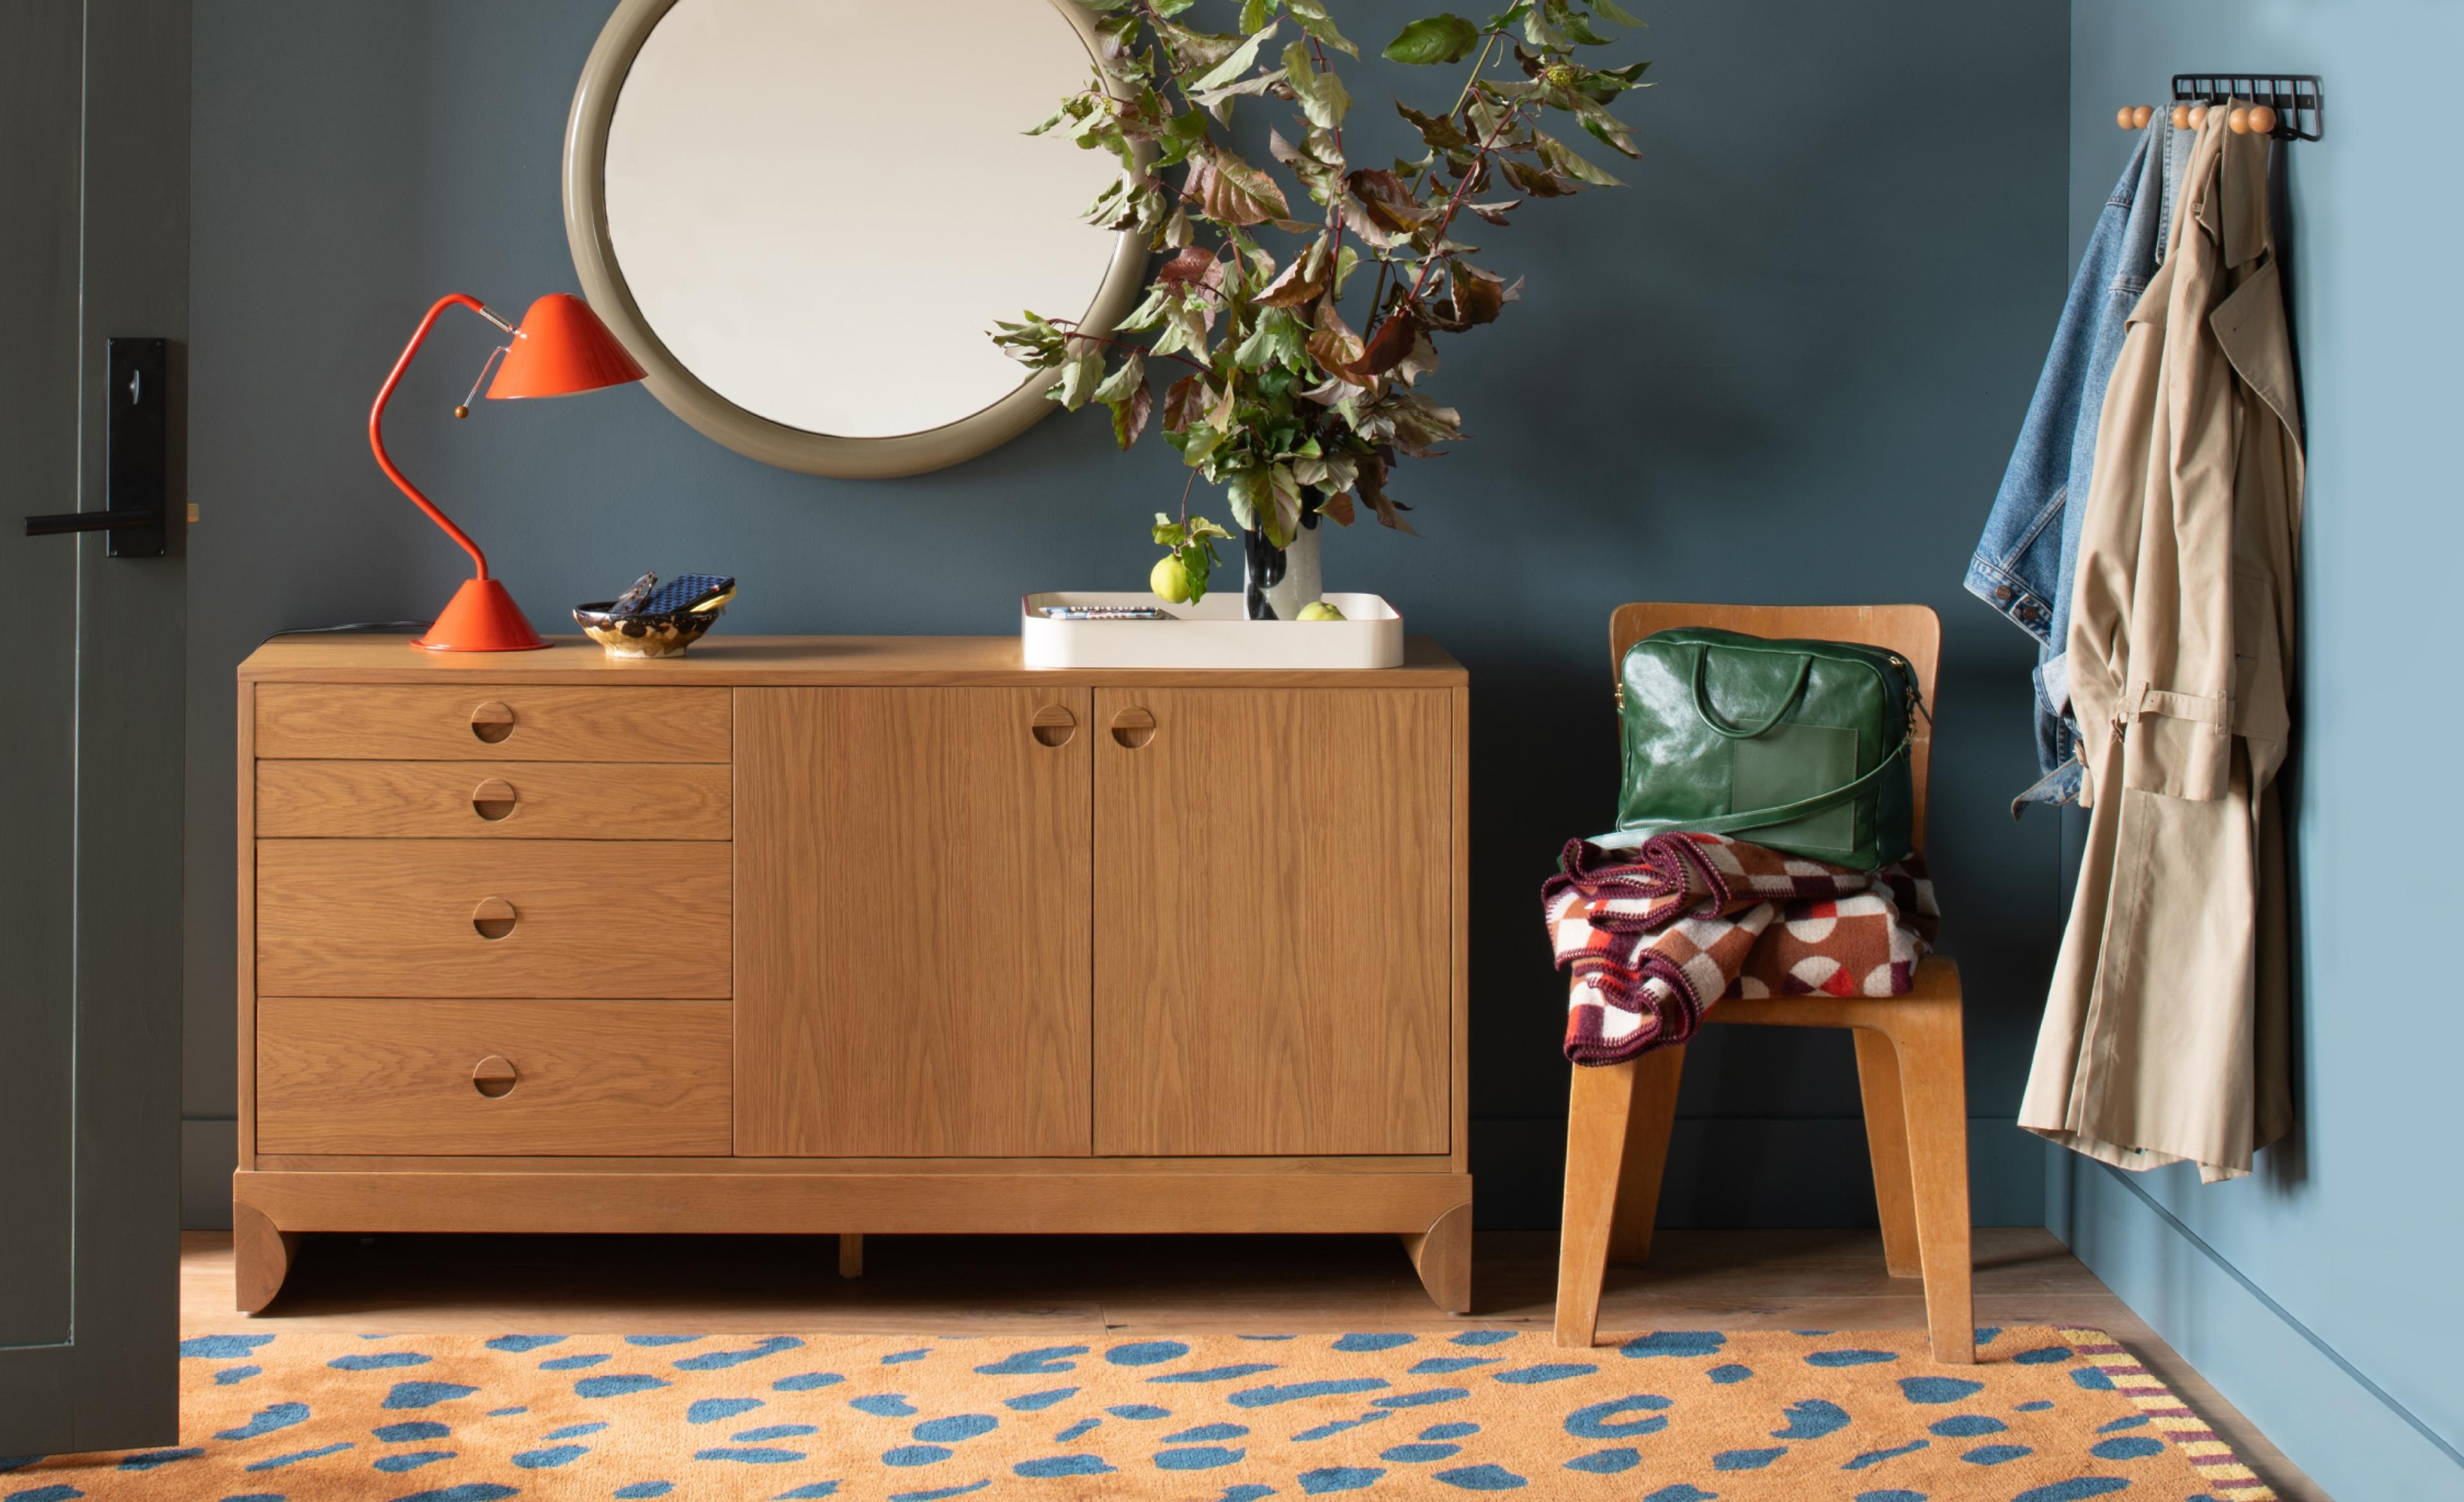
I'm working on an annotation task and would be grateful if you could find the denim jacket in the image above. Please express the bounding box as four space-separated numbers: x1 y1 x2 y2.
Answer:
1966 128 2171 809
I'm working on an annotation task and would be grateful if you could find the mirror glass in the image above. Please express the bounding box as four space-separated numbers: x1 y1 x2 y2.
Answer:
583 0 1131 460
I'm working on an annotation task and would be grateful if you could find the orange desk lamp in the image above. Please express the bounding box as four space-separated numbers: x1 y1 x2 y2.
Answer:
369 293 645 652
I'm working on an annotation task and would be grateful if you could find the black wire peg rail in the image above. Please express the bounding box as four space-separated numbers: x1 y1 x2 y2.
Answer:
2112 73 2323 141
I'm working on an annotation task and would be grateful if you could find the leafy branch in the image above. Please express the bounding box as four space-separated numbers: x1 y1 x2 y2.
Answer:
992 0 1650 554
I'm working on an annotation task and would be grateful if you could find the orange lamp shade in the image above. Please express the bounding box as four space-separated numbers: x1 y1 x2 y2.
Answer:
487 293 646 399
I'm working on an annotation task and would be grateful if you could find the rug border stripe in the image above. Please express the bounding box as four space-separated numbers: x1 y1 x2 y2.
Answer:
2057 1323 2280 1502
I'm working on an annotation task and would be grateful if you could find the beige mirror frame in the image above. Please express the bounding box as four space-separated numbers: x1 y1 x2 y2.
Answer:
561 0 1152 480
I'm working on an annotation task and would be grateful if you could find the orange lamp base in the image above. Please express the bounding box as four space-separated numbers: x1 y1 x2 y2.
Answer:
413 577 551 652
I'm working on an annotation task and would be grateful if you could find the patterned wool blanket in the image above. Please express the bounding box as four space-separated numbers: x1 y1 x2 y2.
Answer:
1543 832 1938 1066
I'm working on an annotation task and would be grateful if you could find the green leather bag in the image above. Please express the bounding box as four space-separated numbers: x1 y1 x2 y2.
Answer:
1609 627 1921 870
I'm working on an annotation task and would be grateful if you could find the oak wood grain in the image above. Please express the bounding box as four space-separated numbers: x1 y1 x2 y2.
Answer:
1093 687 1451 1155
255 839 731 998
255 998 733 1156
238 634 1467 688
733 687 1093 1157
232 1169 1473 1236
252 1153 1456 1174
255 683 731 762
237 679 257 1170
256 760 732 840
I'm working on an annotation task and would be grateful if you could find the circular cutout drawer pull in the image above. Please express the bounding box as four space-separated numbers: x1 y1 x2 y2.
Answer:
472 895 518 940
472 1054 518 1099
1031 704 1077 748
470 777 518 822
470 700 516 744
1110 705 1156 749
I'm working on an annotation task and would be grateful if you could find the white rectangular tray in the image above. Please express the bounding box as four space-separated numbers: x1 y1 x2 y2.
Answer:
1022 591 1405 670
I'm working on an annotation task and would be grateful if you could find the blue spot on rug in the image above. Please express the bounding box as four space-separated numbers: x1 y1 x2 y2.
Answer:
1772 1399 1851 1440
215 1403 309 1441
973 1347 1086 1376
1434 1463 1527 1489
1618 1332 1725 1360
1298 1465 1385 1493
1013 1455 1114 1478
1897 1377 1985 1404
574 1375 668 1400
382 1382 479 1410
1565 1447 1640 1473
179 1334 275 1360
1106 1341 1190 1366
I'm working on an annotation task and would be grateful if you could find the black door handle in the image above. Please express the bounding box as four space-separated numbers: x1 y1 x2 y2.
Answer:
21 338 168 557
24 508 159 537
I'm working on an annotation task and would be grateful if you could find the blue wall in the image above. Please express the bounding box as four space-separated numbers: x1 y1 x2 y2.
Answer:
2063 5 2464 1498
180 0 2071 1229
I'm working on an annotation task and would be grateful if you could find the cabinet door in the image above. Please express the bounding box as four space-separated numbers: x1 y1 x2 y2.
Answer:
735 687 1091 1156
1093 688 1451 1155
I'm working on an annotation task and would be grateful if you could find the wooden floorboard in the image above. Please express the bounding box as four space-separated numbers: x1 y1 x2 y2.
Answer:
178 1226 2329 1501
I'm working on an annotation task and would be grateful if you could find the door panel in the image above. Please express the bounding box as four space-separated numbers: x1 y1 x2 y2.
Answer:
0 0 186 1453
734 687 1092 1156
1093 689 1451 1155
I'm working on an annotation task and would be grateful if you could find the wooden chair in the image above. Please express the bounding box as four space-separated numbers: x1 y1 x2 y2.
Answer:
1553 603 1973 1363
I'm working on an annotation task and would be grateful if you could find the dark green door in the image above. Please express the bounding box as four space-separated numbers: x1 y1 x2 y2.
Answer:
0 0 188 1455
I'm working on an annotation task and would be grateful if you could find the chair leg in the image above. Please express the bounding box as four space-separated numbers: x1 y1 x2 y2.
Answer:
1609 1043 1686 1265
1888 997 1973 1363
1555 1058 1637 1348
1853 1028 1922 1278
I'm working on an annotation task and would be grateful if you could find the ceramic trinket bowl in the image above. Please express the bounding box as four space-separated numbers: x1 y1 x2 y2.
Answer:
574 573 735 657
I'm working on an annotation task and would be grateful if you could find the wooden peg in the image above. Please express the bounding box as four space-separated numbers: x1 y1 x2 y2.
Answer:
2116 106 2135 129
2188 105 2209 128
2133 105 2153 129
2171 104 2191 130
2228 106 2251 134
2247 104 2279 135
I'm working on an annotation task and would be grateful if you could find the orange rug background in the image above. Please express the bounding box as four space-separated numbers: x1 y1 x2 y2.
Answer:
7 1324 2272 1500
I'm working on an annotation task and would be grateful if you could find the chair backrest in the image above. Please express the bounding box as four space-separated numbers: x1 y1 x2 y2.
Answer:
1608 602 1942 854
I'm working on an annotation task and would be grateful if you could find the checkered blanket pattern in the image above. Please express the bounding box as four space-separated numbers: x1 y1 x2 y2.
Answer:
1544 832 1938 1066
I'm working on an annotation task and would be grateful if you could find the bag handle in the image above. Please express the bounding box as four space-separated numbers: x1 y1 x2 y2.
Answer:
1691 649 1813 739
1598 729 1913 849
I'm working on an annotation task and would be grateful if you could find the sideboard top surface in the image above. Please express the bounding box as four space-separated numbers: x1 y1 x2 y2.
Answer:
238 634 1467 687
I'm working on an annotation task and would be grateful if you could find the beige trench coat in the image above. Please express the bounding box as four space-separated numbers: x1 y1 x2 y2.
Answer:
2019 107 2304 1182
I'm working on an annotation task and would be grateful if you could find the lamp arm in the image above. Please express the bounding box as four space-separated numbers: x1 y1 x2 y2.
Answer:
368 293 517 580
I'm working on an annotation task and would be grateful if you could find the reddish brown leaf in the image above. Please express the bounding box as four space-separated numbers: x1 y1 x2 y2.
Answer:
1317 487 1357 526
1254 254 1327 309
1162 374 1206 434
1307 300 1366 376
1157 246 1219 286
1359 311 1420 376
1357 455 1417 534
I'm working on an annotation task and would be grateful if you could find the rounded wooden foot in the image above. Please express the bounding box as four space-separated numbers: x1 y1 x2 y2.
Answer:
1401 1201 1473 1315
233 1199 299 1315
837 1232 863 1279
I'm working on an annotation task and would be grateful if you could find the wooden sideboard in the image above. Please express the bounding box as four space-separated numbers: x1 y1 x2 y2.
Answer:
233 635 1471 1311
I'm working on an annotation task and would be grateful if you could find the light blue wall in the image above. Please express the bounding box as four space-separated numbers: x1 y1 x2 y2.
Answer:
2064 6 2464 1498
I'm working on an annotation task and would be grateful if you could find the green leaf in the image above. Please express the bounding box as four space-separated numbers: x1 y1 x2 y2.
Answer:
1283 41 1351 128
1056 350 1104 411
1383 14 1481 64
1090 352 1145 405
1282 0 1358 56
1239 0 1274 31
1153 512 1188 548
1537 130 1623 186
1589 0 1645 25
1225 467 1270 531
1189 19 1276 90
1108 381 1154 449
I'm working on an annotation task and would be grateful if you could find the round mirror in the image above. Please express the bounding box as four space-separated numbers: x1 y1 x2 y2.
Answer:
563 0 1149 478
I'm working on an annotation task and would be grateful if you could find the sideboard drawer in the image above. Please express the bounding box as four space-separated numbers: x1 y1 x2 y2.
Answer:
257 761 732 840
255 684 731 762
256 839 731 998
255 997 732 1155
